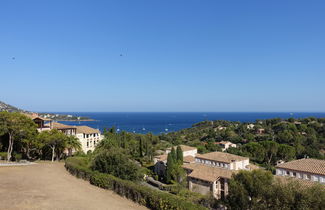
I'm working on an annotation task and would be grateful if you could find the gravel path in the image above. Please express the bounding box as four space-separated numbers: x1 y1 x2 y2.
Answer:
0 162 147 210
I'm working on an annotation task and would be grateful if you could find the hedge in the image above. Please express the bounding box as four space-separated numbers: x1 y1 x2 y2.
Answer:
65 157 207 210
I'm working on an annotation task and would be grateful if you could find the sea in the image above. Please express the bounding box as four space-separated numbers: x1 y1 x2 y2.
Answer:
56 112 325 135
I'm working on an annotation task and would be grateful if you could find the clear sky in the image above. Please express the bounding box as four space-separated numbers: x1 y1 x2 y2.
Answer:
0 0 324 112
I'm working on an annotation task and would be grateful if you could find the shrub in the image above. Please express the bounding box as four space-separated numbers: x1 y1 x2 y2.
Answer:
0 152 7 160
91 149 143 181
13 153 22 161
65 157 206 210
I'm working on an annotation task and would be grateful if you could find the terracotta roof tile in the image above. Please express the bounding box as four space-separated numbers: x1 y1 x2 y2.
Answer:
167 145 197 152
182 163 234 182
75 126 100 134
183 155 195 163
50 122 76 129
196 151 248 163
276 158 325 176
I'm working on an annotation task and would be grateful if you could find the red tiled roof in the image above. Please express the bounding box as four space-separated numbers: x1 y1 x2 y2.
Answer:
276 158 325 176
196 151 248 163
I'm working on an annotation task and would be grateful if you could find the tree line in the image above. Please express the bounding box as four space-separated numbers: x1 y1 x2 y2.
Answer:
0 112 81 161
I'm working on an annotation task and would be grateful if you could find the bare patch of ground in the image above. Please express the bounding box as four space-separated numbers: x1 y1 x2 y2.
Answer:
0 162 147 210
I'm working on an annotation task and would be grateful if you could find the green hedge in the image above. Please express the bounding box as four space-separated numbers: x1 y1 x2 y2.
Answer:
65 157 207 210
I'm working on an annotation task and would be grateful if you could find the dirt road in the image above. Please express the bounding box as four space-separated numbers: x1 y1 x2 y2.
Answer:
0 162 147 210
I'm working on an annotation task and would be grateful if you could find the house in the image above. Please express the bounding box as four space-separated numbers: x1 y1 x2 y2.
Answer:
247 124 255 129
75 126 103 153
49 122 77 136
183 163 232 199
215 141 236 151
153 145 197 176
214 126 227 131
275 158 325 184
183 151 250 199
195 151 249 170
24 113 53 132
256 128 265 134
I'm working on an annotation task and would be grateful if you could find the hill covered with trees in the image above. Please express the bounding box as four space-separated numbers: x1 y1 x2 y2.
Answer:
160 117 325 169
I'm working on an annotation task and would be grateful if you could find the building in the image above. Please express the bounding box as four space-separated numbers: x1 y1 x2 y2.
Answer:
256 128 265 134
247 124 255 129
24 113 53 132
153 145 197 176
49 122 77 136
195 151 249 170
183 151 250 199
75 126 103 153
183 163 233 199
275 158 325 184
215 141 237 151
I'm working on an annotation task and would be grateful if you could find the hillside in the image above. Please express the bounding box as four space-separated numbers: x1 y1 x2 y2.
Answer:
0 101 26 113
0 101 92 121
160 117 325 167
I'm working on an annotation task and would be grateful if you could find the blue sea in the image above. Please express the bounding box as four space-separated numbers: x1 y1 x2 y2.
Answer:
57 112 325 135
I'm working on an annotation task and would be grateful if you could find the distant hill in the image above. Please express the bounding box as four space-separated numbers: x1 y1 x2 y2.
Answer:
0 101 26 113
0 101 92 121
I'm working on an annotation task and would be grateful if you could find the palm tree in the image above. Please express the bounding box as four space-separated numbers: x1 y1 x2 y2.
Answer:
66 136 82 156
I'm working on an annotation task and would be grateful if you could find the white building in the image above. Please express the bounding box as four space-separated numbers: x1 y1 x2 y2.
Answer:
275 158 325 184
195 151 249 171
215 141 237 152
183 151 251 199
75 126 103 153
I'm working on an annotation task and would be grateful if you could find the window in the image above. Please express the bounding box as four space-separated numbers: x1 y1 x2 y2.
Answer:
313 176 319 182
306 174 311 180
87 141 89 148
286 171 290 176
292 172 296 177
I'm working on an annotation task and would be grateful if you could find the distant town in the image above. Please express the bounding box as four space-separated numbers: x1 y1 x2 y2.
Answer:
0 101 93 121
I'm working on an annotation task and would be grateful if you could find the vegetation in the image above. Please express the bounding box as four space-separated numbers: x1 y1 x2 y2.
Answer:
0 111 81 161
91 147 142 181
65 156 207 210
227 169 325 210
161 117 325 168
1 110 324 209
165 146 185 183
0 112 37 161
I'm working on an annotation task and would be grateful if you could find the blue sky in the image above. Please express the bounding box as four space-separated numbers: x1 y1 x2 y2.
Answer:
0 0 324 112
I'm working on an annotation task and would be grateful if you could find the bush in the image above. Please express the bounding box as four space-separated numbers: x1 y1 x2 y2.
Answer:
14 153 22 161
91 149 143 181
65 157 206 210
0 152 7 160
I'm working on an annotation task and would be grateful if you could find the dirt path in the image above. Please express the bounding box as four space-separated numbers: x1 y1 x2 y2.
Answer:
0 162 147 210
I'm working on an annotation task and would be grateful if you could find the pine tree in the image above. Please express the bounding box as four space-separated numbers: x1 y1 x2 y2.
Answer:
166 152 174 183
176 145 183 164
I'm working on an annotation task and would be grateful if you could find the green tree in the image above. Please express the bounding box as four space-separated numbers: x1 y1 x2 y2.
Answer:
166 152 174 183
21 128 42 160
38 129 67 162
91 148 142 181
66 135 82 156
260 141 279 165
171 147 176 160
228 170 273 209
176 145 183 164
139 136 143 157
277 144 296 161
242 142 265 162
0 112 37 161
